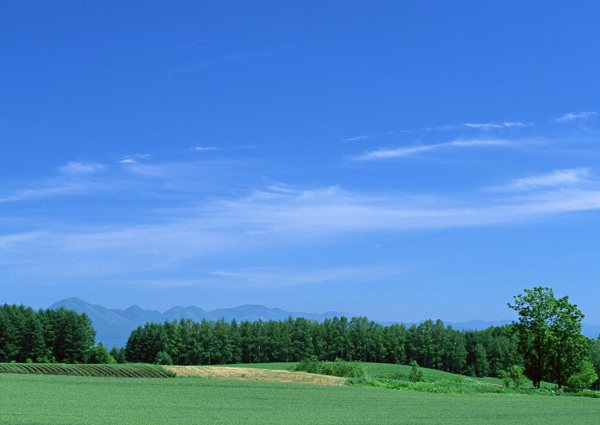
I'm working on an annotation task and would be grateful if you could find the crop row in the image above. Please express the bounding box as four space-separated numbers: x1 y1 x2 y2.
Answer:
0 363 171 378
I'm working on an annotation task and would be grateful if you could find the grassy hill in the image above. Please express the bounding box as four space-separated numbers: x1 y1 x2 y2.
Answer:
1 367 598 425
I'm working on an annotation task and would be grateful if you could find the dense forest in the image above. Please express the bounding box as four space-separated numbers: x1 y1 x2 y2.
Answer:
0 304 99 364
2 301 599 389
125 316 523 376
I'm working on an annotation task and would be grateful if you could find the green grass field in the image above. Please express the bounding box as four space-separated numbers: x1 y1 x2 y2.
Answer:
1 372 598 425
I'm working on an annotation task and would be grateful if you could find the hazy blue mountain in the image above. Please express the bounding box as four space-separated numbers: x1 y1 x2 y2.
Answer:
443 319 599 339
583 324 600 339
395 319 600 339
49 298 600 348
120 305 164 324
48 298 350 347
49 298 137 348
162 306 208 322
443 319 513 330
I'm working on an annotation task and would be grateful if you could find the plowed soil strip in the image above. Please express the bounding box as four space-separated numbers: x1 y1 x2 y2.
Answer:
164 366 346 386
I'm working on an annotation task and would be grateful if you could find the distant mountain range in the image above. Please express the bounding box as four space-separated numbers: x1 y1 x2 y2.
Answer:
49 297 600 348
49 298 351 348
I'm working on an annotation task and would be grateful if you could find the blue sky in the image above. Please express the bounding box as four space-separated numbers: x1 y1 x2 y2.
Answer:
2 2 600 325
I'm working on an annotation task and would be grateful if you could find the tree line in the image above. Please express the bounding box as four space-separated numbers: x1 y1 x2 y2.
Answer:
0 304 98 364
122 287 600 389
2 287 599 390
124 315 525 377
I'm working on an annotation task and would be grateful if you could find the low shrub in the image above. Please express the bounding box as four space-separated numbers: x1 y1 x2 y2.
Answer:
294 358 364 378
293 357 323 374
408 361 424 383
321 359 364 378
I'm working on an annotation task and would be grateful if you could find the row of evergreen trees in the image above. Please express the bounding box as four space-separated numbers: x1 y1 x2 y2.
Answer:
124 315 525 377
0 304 96 363
3 302 598 388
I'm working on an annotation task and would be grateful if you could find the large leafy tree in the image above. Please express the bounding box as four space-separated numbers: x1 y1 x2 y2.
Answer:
508 287 589 388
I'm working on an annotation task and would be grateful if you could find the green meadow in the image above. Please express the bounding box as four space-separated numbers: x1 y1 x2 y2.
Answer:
1 371 598 425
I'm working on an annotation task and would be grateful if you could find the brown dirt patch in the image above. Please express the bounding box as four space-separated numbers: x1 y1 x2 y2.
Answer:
466 377 504 388
164 366 346 386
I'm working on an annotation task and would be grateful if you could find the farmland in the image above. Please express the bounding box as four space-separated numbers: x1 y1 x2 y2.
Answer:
1 365 598 425
165 365 346 385
0 363 172 378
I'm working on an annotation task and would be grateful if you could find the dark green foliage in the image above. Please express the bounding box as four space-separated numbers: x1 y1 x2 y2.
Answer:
123 315 526 378
323 358 364 378
155 350 173 365
473 343 489 377
498 369 511 387
566 360 598 391
109 346 127 364
114 288 593 386
408 360 424 382
87 343 114 364
293 358 364 378
508 287 591 388
293 356 324 374
498 365 527 388
0 304 95 364
589 337 600 390
510 365 528 388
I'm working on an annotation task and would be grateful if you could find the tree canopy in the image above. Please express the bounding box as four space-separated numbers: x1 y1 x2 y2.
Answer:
0 304 96 363
508 286 591 388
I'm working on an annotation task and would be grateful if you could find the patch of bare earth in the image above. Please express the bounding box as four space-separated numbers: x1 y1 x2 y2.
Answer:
466 377 503 388
164 366 346 386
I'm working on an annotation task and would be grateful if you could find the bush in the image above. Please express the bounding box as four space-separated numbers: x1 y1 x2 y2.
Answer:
498 365 527 388
567 361 598 392
87 343 115 364
293 356 323 374
498 370 511 388
154 351 173 366
510 365 528 388
321 359 364 378
408 361 424 383
294 358 364 378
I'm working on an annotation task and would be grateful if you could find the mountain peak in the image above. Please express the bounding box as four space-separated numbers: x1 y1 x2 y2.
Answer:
47 298 351 347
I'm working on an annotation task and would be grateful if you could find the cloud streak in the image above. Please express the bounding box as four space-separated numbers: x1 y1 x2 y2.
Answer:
489 168 593 192
192 146 217 151
555 111 597 122
353 138 510 160
2 163 600 289
210 265 402 288
341 134 376 142
465 122 528 130
2 108 600 292
59 162 104 175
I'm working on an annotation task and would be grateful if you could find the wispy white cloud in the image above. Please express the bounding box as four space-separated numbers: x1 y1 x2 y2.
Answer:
3 168 600 286
353 138 510 160
118 154 150 164
191 146 217 151
346 121 530 140
465 122 528 130
489 168 593 192
342 134 376 142
0 231 47 250
555 111 598 122
0 183 90 203
59 161 104 174
211 265 403 288
1 160 124 203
